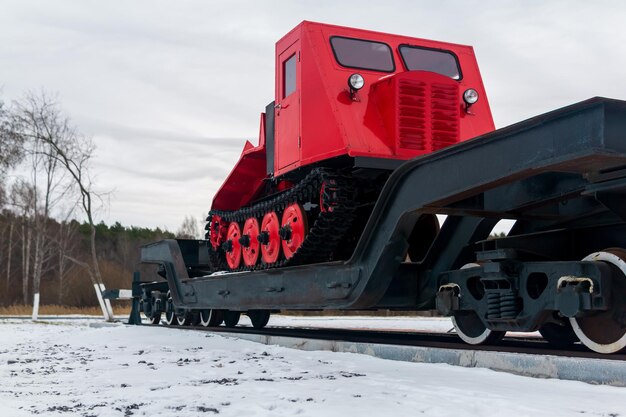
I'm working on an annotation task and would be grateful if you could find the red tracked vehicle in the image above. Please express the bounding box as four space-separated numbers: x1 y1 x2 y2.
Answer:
138 21 626 354
208 21 495 271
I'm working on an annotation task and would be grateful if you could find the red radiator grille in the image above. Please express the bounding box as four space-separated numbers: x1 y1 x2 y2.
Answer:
430 82 460 150
397 79 460 152
398 79 428 150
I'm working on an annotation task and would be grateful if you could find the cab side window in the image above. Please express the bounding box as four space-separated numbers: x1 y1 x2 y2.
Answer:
283 54 296 98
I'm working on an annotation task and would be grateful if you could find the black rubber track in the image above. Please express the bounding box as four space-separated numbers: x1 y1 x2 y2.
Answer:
206 168 358 271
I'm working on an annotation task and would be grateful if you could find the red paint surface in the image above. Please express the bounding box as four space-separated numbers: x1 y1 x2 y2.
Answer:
242 217 260 267
211 21 496 245
281 203 308 259
260 212 281 264
225 222 242 270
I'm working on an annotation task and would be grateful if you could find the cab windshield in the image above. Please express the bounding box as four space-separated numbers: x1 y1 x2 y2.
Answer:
399 45 461 80
330 36 395 72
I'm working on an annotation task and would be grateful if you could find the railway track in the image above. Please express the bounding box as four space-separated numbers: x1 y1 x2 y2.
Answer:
141 322 626 386
147 323 626 362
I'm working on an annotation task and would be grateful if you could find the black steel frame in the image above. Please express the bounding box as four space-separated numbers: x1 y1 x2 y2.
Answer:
140 98 626 317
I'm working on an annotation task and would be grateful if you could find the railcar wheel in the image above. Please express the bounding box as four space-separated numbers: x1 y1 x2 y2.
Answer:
248 310 271 329
452 311 505 345
164 291 177 326
175 314 186 326
199 309 223 327
281 203 308 259
146 312 161 325
164 310 177 325
223 311 241 327
175 309 200 326
452 263 505 345
225 222 242 270
570 249 626 353
141 298 161 325
539 322 579 347
242 218 260 267
260 212 281 264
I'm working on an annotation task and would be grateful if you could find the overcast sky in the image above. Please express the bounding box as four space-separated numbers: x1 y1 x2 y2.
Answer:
1 0 625 232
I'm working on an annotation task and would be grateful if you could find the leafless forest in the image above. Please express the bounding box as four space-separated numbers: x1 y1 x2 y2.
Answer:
0 92 193 308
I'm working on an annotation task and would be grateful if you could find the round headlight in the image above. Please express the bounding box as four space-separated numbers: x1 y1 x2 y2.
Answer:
348 73 365 90
463 88 479 105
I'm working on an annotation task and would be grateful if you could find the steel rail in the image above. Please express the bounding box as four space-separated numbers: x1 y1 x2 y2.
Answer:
147 323 626 362
141 323 626 386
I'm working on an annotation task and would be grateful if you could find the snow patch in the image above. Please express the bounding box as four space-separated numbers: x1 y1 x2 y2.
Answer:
0 319 623 416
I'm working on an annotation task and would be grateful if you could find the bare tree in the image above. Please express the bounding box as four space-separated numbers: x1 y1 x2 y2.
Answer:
8 93 72 315
8 91 112 320
0 97 24 206
5 221 14 295
55 217 77 304
176 215 200 239
0 97 25 306
0 211 8 300
0 97 24 174
10 180 35 304
25 105 69 315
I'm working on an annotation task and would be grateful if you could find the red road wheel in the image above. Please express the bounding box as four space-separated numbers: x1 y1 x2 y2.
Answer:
281 203 308 259
225 222 242 270
319 180 338 213
320 182 328 213
242 217 260 267
260 212 281 264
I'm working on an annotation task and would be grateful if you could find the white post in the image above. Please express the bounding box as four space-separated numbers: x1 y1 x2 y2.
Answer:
99 283 115 321
32 293 40 321
93 283 111 321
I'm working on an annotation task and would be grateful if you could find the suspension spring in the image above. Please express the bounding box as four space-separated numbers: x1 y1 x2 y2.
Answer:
500 292 518 319
486 291 519 320
486 292 501 319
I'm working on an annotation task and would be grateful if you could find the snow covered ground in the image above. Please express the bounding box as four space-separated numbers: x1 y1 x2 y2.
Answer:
1 318 624 417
